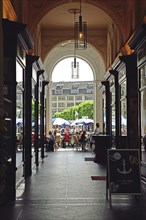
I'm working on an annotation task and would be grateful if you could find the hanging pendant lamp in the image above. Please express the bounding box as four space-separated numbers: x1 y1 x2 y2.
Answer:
75 0 87 50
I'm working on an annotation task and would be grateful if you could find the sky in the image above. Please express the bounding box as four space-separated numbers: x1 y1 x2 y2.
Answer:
52 57 94 82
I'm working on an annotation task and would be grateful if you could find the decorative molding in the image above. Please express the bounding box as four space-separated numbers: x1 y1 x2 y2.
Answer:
2 19 30 57
3 0 17 21
128 24 146 52
120 44 133 56
18 26 34 51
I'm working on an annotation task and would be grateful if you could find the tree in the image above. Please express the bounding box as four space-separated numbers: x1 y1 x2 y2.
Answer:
53 100 93 120
78 101 93 119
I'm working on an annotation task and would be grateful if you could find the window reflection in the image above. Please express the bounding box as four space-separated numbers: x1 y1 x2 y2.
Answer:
16 62 23 134
140 90 146 136
140 65 146 159
140 66 146 141
16 61 24 160
111 105 115 135
111 85 115 135
120 80 127 136
140 66 146 88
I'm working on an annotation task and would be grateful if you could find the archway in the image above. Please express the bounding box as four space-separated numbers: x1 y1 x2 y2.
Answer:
51 57 94 117
44 42 105 132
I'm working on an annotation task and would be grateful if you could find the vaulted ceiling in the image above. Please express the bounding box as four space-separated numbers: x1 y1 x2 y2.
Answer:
5 0 142 77
25 0 130 69
40 2 111 30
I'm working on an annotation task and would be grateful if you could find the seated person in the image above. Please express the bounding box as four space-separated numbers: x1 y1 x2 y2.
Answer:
46 131 55 152
72 132 80 149
79 131 87 151
62 131 70 147
94 122 100 135
89 132 95 150
75 131 80 141
54 131 61 150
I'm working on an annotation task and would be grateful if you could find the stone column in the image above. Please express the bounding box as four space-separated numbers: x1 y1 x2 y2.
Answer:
46 81 52 134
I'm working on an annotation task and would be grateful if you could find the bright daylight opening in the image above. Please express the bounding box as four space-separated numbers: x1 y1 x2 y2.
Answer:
52 57 93 82
50 57 95 151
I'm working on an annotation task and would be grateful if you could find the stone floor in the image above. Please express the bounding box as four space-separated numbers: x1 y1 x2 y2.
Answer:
0 148 146 220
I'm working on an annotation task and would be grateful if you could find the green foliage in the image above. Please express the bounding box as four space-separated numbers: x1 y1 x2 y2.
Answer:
32 99 35 120
78 101 93 119
32 99 41 120
53 100 93 120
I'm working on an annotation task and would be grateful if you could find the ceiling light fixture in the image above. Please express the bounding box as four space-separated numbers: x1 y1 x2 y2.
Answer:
71 9 79 78
75 0 87 50
68 8 80 79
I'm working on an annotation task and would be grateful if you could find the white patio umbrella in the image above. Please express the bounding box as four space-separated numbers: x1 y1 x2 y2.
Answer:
52 118 70 126
16 118 23 125
74 118 94 125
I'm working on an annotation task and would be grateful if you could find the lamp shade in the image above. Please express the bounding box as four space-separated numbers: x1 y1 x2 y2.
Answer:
75 21 87 50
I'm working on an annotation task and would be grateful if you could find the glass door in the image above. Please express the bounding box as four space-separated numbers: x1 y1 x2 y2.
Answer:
16 61 24 185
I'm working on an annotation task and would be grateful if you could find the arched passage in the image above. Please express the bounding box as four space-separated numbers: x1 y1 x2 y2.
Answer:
44 42 105 132
24 0 129 134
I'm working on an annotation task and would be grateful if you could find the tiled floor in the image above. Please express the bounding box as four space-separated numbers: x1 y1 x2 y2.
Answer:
0 148 146 220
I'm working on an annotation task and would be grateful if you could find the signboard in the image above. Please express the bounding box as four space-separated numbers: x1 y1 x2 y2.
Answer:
107 149 141 195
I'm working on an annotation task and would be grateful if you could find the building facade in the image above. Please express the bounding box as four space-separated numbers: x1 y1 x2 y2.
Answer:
52 81 93 114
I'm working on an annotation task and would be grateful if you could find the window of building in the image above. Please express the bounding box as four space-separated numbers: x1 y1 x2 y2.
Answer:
52 90 55 95
71 89 79 94
86 89 93 93
75 102 81 105
58 108 65 112
79 89 86 94
55 90 62 95
72 84 79 89
52 103 57 107
87 83 93 89
56 85 63 90
52 96 57 101
67 103 74 107
58 102 65 107
67 96 74 100
63 89 71 94
75 96 82 100
85 96 93 100
58 96 65 101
